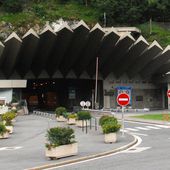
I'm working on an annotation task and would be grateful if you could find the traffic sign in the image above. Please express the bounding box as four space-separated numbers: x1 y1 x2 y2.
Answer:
167 90 170 98
117 93 130 106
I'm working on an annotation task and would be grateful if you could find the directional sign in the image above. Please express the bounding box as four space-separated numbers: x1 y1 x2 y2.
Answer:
167 90 170 98
117 93 130 106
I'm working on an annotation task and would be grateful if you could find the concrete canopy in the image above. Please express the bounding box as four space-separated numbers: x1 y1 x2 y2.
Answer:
0 20 169 80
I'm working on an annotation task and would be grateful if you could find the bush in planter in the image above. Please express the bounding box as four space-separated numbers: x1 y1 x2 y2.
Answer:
1 112 16 126
55 107 67 118
46 127 75 149
77 111 91 120
68 113 77 119
0 123 8 136
102 123 121 134
99 115 118 126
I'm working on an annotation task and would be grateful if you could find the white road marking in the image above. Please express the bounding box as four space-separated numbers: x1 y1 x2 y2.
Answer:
131 133 148 136
125 128 139 132
145 126 161 129
123 147 151 153
154 125 170 128
120 129 128 132
41 135 143 170
135 127 150 130
0 146 22 151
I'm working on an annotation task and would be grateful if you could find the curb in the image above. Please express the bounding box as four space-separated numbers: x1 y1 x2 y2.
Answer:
27 133 138 170
124 118 170 126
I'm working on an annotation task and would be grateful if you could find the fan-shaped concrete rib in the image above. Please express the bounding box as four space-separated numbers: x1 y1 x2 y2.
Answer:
31 25 56 77
60 20 90 76
46 22 73 77
73 23 104 77
1 32 22 78
140 45 170 79
127 40 163 78
86 27 120 77
115 36 149 78
16 29 39 77
101 33 135 78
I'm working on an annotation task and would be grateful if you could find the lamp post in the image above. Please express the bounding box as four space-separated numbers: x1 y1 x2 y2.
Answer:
94 57 99 109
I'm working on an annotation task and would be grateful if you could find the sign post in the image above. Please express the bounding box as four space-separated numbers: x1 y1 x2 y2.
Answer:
117 93 130 137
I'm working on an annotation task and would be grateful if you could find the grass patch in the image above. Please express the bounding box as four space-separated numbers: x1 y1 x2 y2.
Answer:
138 22 170 48
132 114 170 121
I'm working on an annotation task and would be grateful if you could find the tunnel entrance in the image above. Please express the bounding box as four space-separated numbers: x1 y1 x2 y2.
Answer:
22 79 103 111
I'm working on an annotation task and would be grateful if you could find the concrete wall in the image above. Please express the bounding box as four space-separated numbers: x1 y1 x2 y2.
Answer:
103 73 163 109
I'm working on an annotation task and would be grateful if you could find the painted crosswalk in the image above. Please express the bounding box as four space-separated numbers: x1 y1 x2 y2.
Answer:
124 124 170 134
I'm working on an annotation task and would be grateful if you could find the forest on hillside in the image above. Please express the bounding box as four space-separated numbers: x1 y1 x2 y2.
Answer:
0 0 170 26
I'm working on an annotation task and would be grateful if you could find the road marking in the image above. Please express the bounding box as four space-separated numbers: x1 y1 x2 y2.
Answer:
125 128 139 132
123 147 151 153
154 125 170 128
0 146 22 151
131 133 148 136
40 135 142 170
145 126 161 129
135 127 150 130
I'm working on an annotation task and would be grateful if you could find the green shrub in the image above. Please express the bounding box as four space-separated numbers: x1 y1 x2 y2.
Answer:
0 122 8 135
55 107 67 117
68 113 77 119
1 112 16 126
32 4 47 17
99 115 118 126
77 111 91 120
102 123 121 134
3 0 23 13
46 127 75 149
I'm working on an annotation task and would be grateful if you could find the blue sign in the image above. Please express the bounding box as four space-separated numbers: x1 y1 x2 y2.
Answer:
116 86 132 105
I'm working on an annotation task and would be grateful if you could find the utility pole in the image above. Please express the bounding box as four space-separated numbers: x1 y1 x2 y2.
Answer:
94 57 99 109
104 12 106 27
149 17 152 35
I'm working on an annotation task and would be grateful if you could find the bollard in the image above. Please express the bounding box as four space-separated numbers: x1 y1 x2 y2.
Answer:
95 118 97 131
82 120 84 132
86 120 88 134
90 118 92 129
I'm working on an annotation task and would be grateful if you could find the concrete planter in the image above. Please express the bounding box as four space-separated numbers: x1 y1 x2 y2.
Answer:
0 132 9 139
45 143 78 159
67 118 76 125
76 120 90 127
56 116 67 122
104 133 117 143
6 126 13 134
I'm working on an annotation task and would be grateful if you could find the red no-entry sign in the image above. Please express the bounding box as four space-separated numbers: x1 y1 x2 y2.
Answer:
167 90 170 98
117 93 130 106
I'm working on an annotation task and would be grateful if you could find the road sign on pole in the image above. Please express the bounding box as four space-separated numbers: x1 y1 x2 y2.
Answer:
117 93 130 106
167 90 170 98
117 93 130 137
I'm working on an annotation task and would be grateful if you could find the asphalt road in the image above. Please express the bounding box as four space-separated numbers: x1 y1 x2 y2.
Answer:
48 121 170 170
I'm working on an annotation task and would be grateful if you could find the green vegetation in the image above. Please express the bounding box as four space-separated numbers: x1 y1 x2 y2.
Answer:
102 123 121 134
68 113 77 119
77 111 91 120
0 122 8 135
99 115 118 126
138 22 170 47
46 127 75 149
55 106 67 117
132 114 170 121
1 112 17 126
0 0 170 46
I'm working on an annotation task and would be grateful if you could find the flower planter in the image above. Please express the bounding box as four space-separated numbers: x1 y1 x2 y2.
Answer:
67 118 76 125
0 132 9 139
45 143 78 159
76 120 90 127
6 126 13 134
56 116 67 122
104 133 117 143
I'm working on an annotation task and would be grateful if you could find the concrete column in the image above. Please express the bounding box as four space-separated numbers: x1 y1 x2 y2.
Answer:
104 96 110 109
